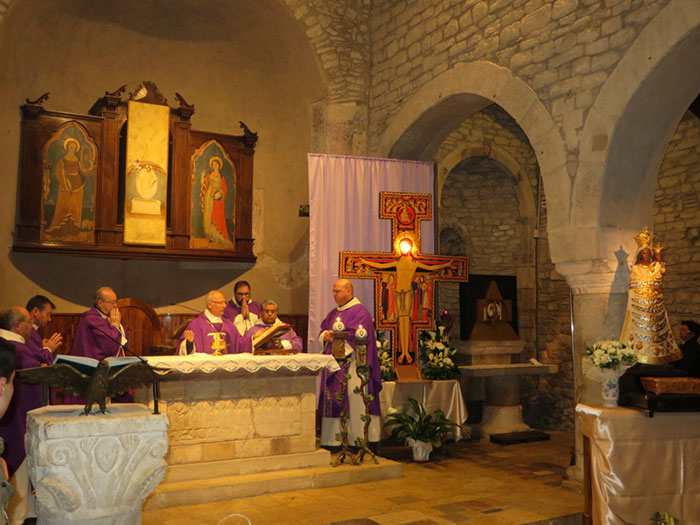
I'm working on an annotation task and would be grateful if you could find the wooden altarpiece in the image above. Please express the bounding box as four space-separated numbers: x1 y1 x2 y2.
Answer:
13 81 257 262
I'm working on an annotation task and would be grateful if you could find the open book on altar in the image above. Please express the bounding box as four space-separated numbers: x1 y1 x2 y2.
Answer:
252 323 292 351
53 354 143 376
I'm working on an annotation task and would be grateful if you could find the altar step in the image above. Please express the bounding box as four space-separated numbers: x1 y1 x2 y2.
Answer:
144 453 403 510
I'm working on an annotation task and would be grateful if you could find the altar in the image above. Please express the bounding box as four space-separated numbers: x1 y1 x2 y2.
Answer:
137 353 401 509
577 403 700 524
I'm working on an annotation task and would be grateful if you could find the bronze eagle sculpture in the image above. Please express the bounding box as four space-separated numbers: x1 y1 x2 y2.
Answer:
17 359 168 415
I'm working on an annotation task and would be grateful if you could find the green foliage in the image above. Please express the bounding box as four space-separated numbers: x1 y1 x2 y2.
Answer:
383 397 457 448
650 512 679 524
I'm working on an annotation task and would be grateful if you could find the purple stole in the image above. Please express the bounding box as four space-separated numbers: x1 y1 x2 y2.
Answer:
318 302 382 418
179 313 250 354
223 300 262 322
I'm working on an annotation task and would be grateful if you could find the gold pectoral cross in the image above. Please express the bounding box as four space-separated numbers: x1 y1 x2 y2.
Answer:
209 332 227 356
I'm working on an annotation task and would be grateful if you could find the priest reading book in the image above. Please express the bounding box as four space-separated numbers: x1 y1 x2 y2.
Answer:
246 299 303 354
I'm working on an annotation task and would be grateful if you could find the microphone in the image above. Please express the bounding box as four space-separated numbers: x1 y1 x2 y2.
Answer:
88 324 161 415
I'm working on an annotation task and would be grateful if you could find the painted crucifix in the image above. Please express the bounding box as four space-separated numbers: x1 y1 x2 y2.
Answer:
339 192 468 381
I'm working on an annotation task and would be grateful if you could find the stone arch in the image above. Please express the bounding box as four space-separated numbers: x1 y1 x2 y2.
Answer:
376 61 567 257
575 0 700 262
436 143 537 221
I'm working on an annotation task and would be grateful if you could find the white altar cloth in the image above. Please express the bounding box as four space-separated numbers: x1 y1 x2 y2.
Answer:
379 380 468 441
145 352 339 375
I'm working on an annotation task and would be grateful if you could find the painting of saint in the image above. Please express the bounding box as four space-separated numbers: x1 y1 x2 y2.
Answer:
190 141 236 248
41 123 97 243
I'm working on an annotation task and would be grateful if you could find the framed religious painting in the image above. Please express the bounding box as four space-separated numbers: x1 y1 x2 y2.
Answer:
189 140 237 249
40 121 98 244
14 82 257 262
459 274 518 339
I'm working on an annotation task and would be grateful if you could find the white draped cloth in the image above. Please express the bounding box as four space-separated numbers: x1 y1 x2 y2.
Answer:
307 154 435 355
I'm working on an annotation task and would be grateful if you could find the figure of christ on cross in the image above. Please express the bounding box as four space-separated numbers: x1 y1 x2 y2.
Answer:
339 192 468 380
360 238 456 364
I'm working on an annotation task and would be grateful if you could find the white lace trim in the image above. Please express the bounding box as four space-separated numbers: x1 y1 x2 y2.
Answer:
145 353 339 374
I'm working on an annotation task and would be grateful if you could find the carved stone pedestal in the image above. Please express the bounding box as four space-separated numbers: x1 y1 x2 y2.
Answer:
26 404 169 525
456 340 558 436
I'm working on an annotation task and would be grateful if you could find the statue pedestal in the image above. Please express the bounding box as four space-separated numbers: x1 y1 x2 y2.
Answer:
455 340 558 436
26 404 169 525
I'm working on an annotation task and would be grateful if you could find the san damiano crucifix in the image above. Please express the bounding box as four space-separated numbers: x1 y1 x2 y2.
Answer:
339 192 468 381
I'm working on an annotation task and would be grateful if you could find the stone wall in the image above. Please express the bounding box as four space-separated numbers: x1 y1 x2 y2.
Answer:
434 104 574 430
654 110 700 326
523 200 575 431
369 0 671 155
282 0 371 103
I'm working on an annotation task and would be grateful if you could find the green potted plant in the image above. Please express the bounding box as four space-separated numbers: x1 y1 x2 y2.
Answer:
383 397 458 461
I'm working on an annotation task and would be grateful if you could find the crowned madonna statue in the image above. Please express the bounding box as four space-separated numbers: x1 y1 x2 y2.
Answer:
619 227 682 364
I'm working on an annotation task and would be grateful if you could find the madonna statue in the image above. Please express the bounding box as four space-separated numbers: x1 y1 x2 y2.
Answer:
620 227 682 364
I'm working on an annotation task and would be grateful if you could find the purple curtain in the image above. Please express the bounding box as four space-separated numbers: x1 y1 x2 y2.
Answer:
307 154 435 353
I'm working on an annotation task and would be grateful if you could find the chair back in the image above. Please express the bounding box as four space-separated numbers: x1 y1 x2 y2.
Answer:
117 297 161 356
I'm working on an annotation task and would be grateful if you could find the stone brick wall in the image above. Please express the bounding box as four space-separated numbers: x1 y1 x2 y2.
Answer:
434 104 574 430
523 200 575 431
435 106 538 343
283 0 372 103
654 110 700 327
369 0 671 154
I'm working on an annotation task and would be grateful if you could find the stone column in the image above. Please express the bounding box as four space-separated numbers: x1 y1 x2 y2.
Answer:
558 262 628 483
26 404 169 525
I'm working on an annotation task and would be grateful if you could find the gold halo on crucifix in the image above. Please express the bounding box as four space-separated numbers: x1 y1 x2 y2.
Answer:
394 232 418 257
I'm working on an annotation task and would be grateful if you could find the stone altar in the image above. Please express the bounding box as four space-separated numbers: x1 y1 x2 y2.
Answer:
25 404 169 525
457 340 558 436
136 353 401 508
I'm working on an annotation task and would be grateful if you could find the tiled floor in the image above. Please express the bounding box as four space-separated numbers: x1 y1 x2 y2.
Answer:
142 431 583 525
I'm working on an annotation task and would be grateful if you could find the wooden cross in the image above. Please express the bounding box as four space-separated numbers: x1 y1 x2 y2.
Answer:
339 192 468 381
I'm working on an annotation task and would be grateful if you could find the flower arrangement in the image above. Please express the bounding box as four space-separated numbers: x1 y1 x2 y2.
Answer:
585 340 636 371
418 327 460 380
377 332 396 382
584 339 637 406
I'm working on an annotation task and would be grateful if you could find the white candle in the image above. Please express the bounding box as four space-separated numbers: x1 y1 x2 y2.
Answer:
355 325 368 338
332 317 345 332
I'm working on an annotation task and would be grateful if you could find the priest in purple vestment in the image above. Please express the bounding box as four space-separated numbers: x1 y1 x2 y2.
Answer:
245 299 303 352
0 306 43 476
223 280 262 335
318 279 382 447
26 295 63 358
0 338 16 521
72 287 127 361
179 290 252 355
67 287 130 406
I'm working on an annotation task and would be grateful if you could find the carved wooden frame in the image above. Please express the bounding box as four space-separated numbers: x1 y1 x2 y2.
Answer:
14 82 257 262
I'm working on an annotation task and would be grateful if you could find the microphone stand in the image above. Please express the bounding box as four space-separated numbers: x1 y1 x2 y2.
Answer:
90 324 162 415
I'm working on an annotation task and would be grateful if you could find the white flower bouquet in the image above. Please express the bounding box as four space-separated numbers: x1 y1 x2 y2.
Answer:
377 333 396 381
583 339 637 382
418 327 460 380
